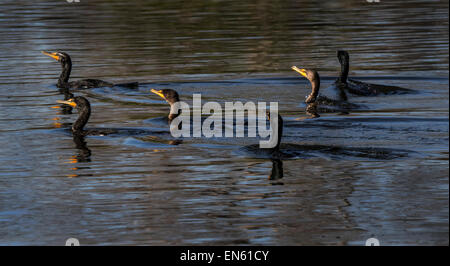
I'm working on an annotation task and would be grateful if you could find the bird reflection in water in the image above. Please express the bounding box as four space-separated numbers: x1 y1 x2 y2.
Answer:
269 159 283 182
72 134 91 162
64 134 92 178
50 89 75 128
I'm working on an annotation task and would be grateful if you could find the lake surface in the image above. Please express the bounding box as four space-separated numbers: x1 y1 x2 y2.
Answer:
0 0 448 245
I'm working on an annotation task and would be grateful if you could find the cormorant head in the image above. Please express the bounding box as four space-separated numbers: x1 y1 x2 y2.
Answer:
337 50 349 65
151 89 180 104
337 50 349 83
42 51 72 85
291 66 320 103
57 96 91 132
291 67 319 83
57 96 90 111
42 51 71 64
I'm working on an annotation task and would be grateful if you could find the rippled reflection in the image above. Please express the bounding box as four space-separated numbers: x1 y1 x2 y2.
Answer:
72 134 92 163
268 159 283 181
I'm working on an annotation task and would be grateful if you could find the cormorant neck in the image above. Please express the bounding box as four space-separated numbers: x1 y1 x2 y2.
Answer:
168 101 183 131
311 79 320 98
168 113 177 121
73 105 90 132
58 58 72 87
338 56 349 83
271 115 283 150
306 78 320 103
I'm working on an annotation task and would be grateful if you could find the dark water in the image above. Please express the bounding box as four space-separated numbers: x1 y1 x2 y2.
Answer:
0 0 448 245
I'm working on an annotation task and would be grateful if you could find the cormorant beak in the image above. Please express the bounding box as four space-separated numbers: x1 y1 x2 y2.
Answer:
151 89 166 100
42 51 60 61
57 99 77 107
291 66 308 78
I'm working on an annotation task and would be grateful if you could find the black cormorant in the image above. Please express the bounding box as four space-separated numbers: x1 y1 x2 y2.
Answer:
291 66 361 113
336 50 414 96
57 96 147 136
239 111 290 159
42 51 139 89
150 89 181 124
241 112 410 160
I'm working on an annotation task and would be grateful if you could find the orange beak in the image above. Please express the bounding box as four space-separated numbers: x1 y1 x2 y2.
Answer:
151 89 165 100
57 99 77 107
291 66 308 78
42 51 60 61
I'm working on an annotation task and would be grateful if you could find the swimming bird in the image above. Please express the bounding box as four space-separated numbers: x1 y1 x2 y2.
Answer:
291 66 360 113
240 112 410 160
150 88 254 137
239 111 288 159
42 51 139 89
150 89 181 124
57 96 147 136
336 50 413 96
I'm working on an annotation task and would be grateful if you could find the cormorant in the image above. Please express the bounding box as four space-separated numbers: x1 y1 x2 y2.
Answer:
42 51 139 89
336 50 414 96
239 111 290 159
241 112 410 160
291 66 361 113
150 89 181 124
57 96 147 136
